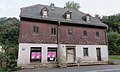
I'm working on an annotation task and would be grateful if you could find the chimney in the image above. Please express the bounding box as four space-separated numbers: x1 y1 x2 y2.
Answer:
50 3 55 10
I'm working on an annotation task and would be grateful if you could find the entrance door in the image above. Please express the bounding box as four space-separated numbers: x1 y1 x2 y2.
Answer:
96 48 101 61
67 48 75 63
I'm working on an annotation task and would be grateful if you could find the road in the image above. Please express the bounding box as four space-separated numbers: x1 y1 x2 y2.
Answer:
16 65 120 72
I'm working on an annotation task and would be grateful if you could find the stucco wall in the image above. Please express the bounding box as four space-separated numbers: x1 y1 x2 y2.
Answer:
17 43 108 66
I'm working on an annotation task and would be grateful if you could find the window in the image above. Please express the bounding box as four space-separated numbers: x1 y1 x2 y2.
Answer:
48 48 57 62
86 15 90 21
66 14 71 19
83 30 87 37
83 48 88 56
51 28 57 35
68 29 73 36
96 32 99 37
33 26 39 33
43 10 48 17
30 47 41 62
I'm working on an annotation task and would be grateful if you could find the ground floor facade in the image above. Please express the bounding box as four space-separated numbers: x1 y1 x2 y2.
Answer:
17 43 108 68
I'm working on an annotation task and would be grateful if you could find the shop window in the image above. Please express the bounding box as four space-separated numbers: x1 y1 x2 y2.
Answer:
48 48 57 62
30 47 41 62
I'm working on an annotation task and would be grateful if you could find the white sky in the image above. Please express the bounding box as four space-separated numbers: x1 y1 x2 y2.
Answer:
0 0 120 18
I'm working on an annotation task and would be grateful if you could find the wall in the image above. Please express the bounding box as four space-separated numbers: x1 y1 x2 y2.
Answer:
17 43 108 66
19 20 107 45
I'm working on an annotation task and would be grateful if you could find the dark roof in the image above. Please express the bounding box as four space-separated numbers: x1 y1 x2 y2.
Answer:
20 4 107 28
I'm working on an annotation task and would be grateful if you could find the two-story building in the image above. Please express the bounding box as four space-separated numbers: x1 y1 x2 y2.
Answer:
18 4 108 68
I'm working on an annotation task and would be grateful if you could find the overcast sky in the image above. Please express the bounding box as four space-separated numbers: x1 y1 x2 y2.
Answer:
0 0 120 18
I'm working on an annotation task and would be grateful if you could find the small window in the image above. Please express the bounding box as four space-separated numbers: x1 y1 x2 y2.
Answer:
83 31 87 37
48 48 57 62
66 14 71 19
86 15 90 21
30 47 41 62
43 10 48 17
96 32 99 37
51 28 57 35
33 26 39 33
83 48 88 56
68 29 73 36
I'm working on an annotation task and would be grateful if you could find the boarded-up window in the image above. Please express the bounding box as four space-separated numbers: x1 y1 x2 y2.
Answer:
48 48 57 62
83 48 88 56
30 47 41 62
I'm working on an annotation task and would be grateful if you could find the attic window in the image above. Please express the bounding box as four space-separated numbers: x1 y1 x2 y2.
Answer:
41 7 49 17
43 10 48 17
83 14 91 22
86 14 91 22
64 10 72 20
66 14 71 19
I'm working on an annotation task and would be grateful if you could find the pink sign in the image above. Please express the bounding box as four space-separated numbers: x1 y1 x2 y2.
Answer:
48 52 56 58
31 52 41 59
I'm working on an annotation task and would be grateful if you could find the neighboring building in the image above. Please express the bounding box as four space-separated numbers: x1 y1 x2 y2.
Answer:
18 4 108 68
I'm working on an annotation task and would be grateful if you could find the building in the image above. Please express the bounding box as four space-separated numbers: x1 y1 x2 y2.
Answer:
18 4 108 68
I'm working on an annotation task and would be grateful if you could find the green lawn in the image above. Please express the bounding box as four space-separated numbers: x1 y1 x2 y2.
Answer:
0 68 7 72
109 55 120 60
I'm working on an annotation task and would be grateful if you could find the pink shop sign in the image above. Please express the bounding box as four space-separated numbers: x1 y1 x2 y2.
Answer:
31 52 41 59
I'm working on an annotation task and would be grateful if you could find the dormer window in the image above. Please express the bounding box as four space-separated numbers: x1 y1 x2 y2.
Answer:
63 10 72 20
43 10 48 16
66 14 71 19
41 7 49 17
82 13 91 22
86 15 90 21
86 14 91 22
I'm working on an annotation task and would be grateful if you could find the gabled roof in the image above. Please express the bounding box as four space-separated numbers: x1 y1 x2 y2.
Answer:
20 4 107 28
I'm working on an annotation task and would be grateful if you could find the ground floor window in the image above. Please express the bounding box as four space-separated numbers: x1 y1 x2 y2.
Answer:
30 47 41 62
83 48 88 56
47 48 57 62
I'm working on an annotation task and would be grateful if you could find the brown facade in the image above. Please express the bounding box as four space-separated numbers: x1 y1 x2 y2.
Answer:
19 19 107 45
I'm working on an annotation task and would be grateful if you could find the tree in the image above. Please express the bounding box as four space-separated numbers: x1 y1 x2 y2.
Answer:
0 17 19 71
107 32 120 55
65 1 80 11
101 13 120 33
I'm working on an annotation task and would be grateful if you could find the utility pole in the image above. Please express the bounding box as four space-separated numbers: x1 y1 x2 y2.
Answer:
57 21 67 68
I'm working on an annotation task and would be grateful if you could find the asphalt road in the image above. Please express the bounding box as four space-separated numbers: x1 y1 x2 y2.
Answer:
16 65 120 72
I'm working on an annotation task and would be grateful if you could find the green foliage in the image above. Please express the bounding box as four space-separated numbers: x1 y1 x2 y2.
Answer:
0 17 19 71
0 67 7 72
100 13 120 55
65 1 80 11
107 31 120 55
101 13 120 33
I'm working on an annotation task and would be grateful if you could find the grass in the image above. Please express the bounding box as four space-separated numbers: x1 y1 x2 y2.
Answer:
0 67 7 72
109 55 120 60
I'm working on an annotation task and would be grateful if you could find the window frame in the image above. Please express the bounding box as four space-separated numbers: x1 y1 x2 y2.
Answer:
95 31 100 38
30 47 42 62
51 27 57 35
33 26 39 33
47 47 57 62
68 29 73 36
83 30 88 38
83 48 89 56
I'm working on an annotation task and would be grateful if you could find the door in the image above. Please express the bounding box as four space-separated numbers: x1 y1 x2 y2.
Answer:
67 48 75 63
96 48 101 61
